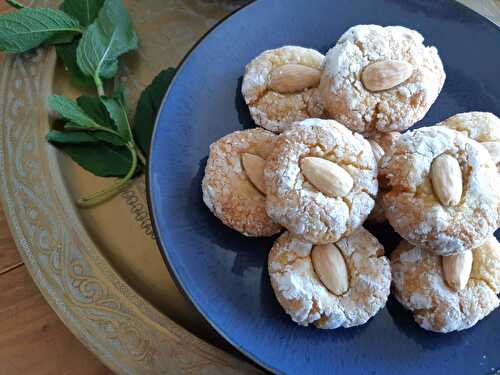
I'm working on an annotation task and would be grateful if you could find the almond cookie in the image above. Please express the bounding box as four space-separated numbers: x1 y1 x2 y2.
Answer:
242 46 326 133
202 128 282 237
320 25 445 133
381 126 498 255
438 111 500 176
391 237 500 333
364 131 401 223
265 119 378 244
438 112 500 225
269 227 391 328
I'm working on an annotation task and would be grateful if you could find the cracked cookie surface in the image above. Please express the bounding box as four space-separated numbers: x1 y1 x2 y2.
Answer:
242 46 326 133
265 119 378 244
269 227 391 328
391 237 500 333
202 128 282 236
320 25 445 133
381 126 498 255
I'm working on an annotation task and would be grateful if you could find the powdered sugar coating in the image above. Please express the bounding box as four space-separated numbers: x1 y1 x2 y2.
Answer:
319 25 445 133
242 46 326 133
269 227 391 328
381 126 498 255
265 119 378 244
202 128 282 236
391 237 500 333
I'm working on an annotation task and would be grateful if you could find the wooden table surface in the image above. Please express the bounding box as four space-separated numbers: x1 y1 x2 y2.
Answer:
0 1 498 375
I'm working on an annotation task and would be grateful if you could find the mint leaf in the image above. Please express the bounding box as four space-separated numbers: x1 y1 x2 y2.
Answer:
77 95 114 128
61 0 105 27
56 41 94 87
133 68 175 157
75 95 126 145
6 0 25 9
54 142 132 177
0 8 81 53
49 95 99 129
101 95 131 142
76 0 138 83
47 129 98 143
91 130 126 145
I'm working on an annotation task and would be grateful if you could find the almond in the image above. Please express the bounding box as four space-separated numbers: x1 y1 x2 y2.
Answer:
481 141 500 166
431 154 462 206
241 153 266 194
301 157 354 197
311 243 349 295
442 250 473 291
368 140 385 165
361 60 413 92
269 64 321 93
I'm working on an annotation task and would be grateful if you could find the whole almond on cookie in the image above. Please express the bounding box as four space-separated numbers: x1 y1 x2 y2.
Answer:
442 250 473 291
241 153 267 194
269 63 321 93
361 60 413 92
312 243 349 295
431 154 463 207
301 157 354 197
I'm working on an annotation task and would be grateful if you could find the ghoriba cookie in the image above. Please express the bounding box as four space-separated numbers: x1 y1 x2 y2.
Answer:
202 128 282 236
320 25 445 133
391 237 500 333
269 227 391 328
265 118 378 244
381 126 498 255
242 46 326 133
438 112 500 225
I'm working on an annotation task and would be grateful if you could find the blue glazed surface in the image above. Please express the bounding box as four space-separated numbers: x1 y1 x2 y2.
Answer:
148 0 500 373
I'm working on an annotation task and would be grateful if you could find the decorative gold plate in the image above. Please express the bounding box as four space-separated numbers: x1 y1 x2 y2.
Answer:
0 0 496 374
0 0 259 373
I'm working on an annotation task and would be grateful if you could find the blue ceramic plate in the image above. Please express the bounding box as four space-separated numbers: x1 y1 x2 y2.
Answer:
148 0 500 373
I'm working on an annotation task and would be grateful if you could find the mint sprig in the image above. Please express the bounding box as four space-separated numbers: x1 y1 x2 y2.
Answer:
0 0 174 206
48 92 147 206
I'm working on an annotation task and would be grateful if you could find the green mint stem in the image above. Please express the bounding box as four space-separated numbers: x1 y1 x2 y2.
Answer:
77 143 138 207
95 76 105 97
135 146 146 166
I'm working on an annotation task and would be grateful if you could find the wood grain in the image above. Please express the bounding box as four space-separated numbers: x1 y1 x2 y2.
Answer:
0 207 22 274
0 266 112 375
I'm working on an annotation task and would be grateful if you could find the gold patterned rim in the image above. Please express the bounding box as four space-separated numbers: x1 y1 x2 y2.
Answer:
0 9 259 375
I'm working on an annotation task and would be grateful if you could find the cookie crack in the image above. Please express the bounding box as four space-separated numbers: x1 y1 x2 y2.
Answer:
270 255 311 274
469 276 499 295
